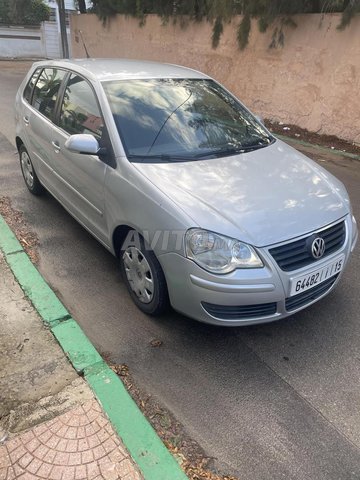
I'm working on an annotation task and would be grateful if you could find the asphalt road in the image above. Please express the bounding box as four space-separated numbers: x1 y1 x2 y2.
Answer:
1 61 360 480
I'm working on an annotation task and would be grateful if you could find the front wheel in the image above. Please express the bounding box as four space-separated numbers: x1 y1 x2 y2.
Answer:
120 233 169 316
19 145 44 195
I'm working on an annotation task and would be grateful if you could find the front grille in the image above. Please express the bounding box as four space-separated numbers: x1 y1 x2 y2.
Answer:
202 301 277 320
285 274 339 312
269 221 346 272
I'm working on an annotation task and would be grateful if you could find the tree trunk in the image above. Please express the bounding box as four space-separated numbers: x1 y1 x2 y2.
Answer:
78 0 87 14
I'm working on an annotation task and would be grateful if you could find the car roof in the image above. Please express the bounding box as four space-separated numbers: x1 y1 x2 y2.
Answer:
32 58 209 82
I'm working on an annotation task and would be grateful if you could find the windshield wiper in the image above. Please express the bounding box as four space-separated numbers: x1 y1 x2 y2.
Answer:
239 136 274 150
237 142 270 152
127 153 196 163
200 138 274 158
202 143 268 158
127 139 274 162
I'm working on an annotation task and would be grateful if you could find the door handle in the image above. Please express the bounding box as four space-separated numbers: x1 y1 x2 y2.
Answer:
23 116 29 126
51 140 61 152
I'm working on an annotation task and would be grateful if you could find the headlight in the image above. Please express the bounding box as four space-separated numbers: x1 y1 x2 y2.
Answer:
185 229 263 274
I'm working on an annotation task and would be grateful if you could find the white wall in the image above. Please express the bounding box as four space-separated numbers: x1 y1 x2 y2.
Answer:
0 26 44 58
0 0 84 59
0 23 64 59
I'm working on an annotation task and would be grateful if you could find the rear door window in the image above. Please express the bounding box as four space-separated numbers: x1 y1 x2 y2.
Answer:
23 67 42 103
59 74 104 140
31 68 66 122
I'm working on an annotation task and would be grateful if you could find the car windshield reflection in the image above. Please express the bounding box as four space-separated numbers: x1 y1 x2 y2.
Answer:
102 78 274 161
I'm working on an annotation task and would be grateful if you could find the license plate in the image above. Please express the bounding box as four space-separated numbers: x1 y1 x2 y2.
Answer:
289 255 345 297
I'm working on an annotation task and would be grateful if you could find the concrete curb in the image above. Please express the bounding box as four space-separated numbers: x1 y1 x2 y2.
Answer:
277 134 360 162
0 214 188 480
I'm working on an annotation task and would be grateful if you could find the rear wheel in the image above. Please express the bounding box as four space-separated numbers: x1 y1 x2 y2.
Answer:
120 232 169 316
19 145 44 195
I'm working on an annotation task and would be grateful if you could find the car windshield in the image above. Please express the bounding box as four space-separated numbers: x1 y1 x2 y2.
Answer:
102 78 274 161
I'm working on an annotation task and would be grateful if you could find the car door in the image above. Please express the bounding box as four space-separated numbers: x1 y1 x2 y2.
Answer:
18 66 42 151
24 67 67 189
50 73 110 245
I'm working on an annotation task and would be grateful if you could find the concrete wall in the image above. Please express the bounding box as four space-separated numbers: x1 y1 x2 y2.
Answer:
70 13 360 144
0 22 71 59
0 26 43 58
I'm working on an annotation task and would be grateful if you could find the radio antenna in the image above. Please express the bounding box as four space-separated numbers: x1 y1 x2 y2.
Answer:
79 30 90 58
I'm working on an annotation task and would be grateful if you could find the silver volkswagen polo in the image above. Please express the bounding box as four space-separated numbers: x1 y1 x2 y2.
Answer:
15 59 358 326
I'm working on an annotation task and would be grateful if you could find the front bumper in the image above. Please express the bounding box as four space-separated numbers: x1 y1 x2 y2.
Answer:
159 215 357 326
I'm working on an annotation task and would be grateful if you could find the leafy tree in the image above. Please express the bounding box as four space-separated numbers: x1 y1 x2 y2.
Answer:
91 0 359 49
0 0 50 25
0 0 11 23
338 0 360 29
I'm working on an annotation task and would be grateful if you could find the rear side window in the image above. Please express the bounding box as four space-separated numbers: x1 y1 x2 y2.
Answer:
59 74 104 140
23 68 42 103
32 68 66 121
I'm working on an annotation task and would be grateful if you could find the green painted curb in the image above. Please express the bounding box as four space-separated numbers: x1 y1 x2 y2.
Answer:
85 364 188 480
277 134 360 161
0 213 188 480
5 250 70 325
51 319 104 373
0 215 24 255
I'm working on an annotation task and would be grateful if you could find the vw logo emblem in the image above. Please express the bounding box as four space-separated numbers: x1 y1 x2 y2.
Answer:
311 237 325 259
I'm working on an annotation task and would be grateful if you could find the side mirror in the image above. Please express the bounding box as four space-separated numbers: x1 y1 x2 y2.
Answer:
255 115 264 125
65 134 100 155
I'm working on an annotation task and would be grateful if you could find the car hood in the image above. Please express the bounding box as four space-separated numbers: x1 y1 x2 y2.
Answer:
133 140 350 247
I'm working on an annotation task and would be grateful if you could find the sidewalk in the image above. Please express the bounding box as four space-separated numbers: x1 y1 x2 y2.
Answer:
0 252 143 480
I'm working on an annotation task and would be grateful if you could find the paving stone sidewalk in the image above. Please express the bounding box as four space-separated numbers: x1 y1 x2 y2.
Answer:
0 253 143 480
0 399 142 480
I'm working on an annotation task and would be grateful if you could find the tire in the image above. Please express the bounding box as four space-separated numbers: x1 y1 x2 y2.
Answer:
19 145 44 195
120 231 169 316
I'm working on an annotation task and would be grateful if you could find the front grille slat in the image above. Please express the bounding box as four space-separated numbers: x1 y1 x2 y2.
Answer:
322 229 343 240
322 222 344 234
270 221 345 272
325 239 344 251
277 252 309 266
285 274 338 311
275 247 307 261
323 232 345 244
276 239 305 253
202 302 277 320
